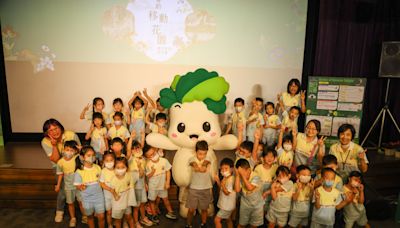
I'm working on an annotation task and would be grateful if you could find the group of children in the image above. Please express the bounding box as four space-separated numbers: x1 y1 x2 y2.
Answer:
52 79 369 227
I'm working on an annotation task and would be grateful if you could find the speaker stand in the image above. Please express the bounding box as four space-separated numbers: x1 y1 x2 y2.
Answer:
361 78 400 152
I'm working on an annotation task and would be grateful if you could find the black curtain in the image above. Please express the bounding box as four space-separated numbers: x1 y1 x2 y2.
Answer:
312 0 400 143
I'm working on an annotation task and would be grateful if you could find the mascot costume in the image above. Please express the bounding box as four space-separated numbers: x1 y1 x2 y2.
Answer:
146 68 238 217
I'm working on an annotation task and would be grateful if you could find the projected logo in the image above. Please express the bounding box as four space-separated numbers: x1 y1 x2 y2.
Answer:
102 0 216 62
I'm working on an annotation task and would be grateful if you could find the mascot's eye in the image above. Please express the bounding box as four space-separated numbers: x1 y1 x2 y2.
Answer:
203 122 211 132
177 123 185 133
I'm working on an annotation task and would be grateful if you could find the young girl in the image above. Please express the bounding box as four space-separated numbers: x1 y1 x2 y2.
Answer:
246 97 264 142
107 98 130 129
80 97 108 122
276 126 296 169
107 112 130 143
126 131 153 227
100 152 116 228
109 157 136 228
281 106 300 134
128 90 148 141
277 78 306 114
85 112 108 164
74 146 105 228
267 165 294 228
263 102 281 146
55 140 86 227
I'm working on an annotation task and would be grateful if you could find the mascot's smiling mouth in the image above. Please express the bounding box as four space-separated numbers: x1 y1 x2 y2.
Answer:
189 134 199 140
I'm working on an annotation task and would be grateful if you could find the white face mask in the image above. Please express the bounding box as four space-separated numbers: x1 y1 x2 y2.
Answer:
104 162 114 169
283 143 293 151
63 151 74 159
299 175 311 184
221 170 231 177
280 176 289 184
84 156 95 164
114 120 122 126
115 168 127 176
151 153 159 162
235 106 243 113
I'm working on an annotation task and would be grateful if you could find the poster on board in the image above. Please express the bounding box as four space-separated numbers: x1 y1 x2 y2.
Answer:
306 76 367 147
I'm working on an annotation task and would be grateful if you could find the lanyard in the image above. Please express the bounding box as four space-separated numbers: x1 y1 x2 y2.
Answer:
337 144 351 170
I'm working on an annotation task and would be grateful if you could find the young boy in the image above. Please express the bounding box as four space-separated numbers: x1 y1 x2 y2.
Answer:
110 137 126 158
234 159 264 228
263 102 281 146
315 155 343 191
214 158 236 228
267 165 294 228
342 171 370 228
145 107 168 135
288 165 314 228
144 144 177 223
235 140 258 169
107 112 130 143
311 168 351 228
186 141 213 228
281 106 300 133
225 97 246 140
246 97 265 142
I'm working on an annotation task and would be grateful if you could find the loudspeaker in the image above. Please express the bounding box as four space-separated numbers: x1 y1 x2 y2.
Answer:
379 41 400 78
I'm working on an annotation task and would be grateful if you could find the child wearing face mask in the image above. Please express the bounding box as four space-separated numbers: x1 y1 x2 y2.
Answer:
80 97 108 122
100 152 117 228
263 102 281 146
107 112 130 144
214 158 236 228
314 155 343 191
276 126 296 169
128 90 148 141
267 165 294 228
246 97 265 143
311 168 350 228
74 146 105 228
109 157 136 228
342 171 370 228
85 112 108 164
288 165 314 228
225 97 247 140
55 140 86 227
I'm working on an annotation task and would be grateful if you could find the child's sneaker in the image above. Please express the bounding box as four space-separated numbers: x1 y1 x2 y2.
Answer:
165 211 177 220
149 215 159 224
54 210 64 223
139 217 153 226
185 225 192 228
69 217 77 227
81 215 88 224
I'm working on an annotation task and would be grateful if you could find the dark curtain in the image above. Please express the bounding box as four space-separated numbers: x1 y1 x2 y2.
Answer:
313 0 400 143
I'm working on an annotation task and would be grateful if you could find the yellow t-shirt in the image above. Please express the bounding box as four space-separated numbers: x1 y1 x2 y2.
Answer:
75 164 102 185
131 107 145 120
92 127 107 139
145 157 171 176
107 125 130 140
266 114 280 127
253 164 277 183
108 111 128 126
248 112 264 128
329 142 368 169
241 171 262 194
128 156 146 172
293 183 312 202
56 155 78 175
41 130 81 156
110 173 134 194
281 92 301 111
277 148 294 168
281 111 298 132
295 133 318 158
100 167 115 186
315 186 341 207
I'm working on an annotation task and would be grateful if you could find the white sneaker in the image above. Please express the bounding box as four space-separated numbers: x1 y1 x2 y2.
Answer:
81 215 88 224
54 211 64 223
69 217 77 227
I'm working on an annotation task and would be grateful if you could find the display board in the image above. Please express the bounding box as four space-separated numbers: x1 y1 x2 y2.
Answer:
306 76 367 146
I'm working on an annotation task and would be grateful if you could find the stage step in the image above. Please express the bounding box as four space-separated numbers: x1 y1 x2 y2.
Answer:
0 168 179 209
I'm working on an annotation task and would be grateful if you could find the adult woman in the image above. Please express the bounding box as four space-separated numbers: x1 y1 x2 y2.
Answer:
41 118 81 222
329 124 368 179
293 119 326 174
277 78 306 113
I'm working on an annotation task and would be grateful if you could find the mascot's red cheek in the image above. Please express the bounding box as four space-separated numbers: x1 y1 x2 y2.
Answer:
172 133 178 138
210 132 216 137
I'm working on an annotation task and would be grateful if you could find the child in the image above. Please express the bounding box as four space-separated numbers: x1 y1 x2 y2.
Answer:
55 140 85 227
276 126 296 169
235 140 258 169
186 141 214 228
85 112 108 164
107 98 130 128
267 165 294 228
225 97 246 140
110 137 126 158
128 90 148 141
263 102 281 146
144 144 177 223
145 107 168 135
246 97 265 142
99 152 116 228
214 158 236 228
126 132 153 227
311 168 350 228
234 159 264 228
253 146 278 213
342 171 370 228
288 165 314 228
74 146 105 228
80 97 108 122
281 106 300 133
315 155 343 191
107 112 130 143
109 157 135 228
